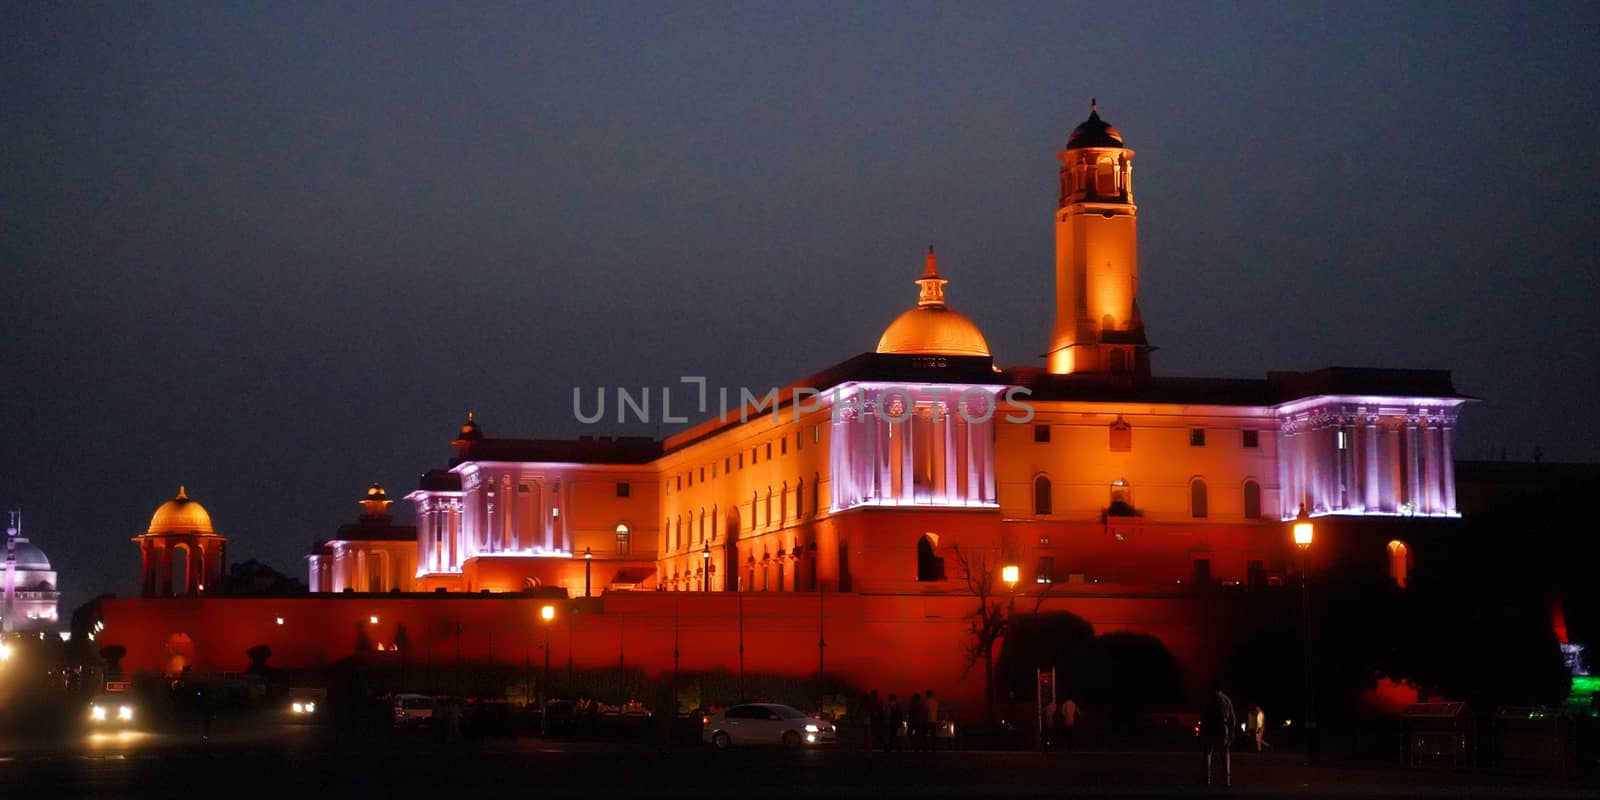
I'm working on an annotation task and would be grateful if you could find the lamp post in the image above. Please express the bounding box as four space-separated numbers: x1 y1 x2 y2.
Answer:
1292 508 1318 766
582 547 593 598
1002 564 1019 726
539 604 555 736
701 543 711 592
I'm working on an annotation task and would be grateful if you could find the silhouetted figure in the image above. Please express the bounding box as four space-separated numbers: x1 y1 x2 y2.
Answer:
907 693 925 751
1201 688 1238 787
1059 697 1078 753
865 690 885 752
885 694 904 752
922 690 939 751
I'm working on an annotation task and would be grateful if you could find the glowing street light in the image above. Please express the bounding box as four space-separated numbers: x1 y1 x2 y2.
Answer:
701 543 712 592
583 546 593 598
1002 564 1020 589
539 604 556 736
369 615 379 625
1291 506 1319 766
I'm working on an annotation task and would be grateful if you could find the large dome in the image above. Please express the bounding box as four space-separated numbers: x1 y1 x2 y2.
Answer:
8 540 51 570
147 486 215 535
875 248 992 358
877 306 992 357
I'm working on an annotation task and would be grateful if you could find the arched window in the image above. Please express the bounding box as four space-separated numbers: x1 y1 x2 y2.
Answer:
1388 540 1409 588
765 488 774 528
796 477 805 518
1243 480 1261 520
698 509 706 544
1034 475 1053 516
1095 156 1117 196
1109 479 1135 517
780 482 788 522
1190 478 1209 519
616 523 631 555
812 472 821 516
916 535 944 582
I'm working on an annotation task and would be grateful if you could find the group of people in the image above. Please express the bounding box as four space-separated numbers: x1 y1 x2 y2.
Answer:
862 689 943 751
1200 688 1271 788
1040 695 1080 751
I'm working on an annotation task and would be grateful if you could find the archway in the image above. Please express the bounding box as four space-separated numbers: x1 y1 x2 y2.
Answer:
916 534 944 582
170 542 192 596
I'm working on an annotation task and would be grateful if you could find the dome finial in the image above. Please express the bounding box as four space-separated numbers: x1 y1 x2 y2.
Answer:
1091 97 1097 112
176 485 188 500
914 248 949 308
923 245 940 279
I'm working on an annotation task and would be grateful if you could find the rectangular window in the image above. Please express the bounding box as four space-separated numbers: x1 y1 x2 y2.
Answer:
1243 429 1259 448
1034 424 1050 443
687 472 693 487
699 467 705 482
751 447 758 464
1109 422 1132 452
780 438 787 456
1192 558 1212 585
616 482 630 498
738 453 744 469
767 442 773 459
676 476 682 491
1190 428 1206 447
1036 557 1055 584
797 431 803 451
724 457 731 473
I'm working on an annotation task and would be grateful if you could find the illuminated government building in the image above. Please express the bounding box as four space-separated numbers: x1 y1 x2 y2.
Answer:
101 106 1468 699
307 103 1463 600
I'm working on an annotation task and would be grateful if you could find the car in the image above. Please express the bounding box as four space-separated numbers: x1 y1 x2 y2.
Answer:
392 693 435 728
702 703 837 749
288 688 326 722
87 693 137 729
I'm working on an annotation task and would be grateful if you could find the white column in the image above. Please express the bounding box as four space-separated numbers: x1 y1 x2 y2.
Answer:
1405 420 1422 511
1441 423 1457 514
1363 417 1380 512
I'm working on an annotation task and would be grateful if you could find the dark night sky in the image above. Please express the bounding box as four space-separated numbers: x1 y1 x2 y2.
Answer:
4 2 1598 610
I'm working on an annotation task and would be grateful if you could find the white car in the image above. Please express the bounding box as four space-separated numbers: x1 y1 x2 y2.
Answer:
87 694 137 729
702 703 837 749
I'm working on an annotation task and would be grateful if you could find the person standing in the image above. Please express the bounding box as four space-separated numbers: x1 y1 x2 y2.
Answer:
886 693 904 752
1201 688 1238 787
1060 697 1079 753
907 693 926 752
1042 696 1059 751
922 690 940 751
866 690 885 752
1252 705 1270 752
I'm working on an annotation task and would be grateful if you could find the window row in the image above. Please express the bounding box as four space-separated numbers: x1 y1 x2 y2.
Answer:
1030 476 1264 519
665 425 826 496
663 474 824 553
1031 422 1263 451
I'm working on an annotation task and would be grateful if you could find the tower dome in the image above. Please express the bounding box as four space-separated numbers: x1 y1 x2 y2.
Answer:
147 486 216 535
1066 99 1124 149
9 540 51 570
875 248 992 358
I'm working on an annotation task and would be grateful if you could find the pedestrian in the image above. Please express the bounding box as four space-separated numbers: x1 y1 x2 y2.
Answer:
1251 705 1270 752
1060 697 1078 753
886 693 904 752
866 690 885 752
923 690 940 751
907 693 925 751
1201 687 1238 787
1042 695 1058 751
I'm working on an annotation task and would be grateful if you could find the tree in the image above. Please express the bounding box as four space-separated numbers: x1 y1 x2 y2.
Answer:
949 544 1008 717
996 611 1097 700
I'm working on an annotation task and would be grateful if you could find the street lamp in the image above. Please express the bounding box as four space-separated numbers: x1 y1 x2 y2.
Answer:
540 604 555 736
583 547 593 598
1292 507 1318 765
701 543 711 592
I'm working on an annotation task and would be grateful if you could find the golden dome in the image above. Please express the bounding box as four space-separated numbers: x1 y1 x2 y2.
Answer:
147 486 215 535
875 248 992 358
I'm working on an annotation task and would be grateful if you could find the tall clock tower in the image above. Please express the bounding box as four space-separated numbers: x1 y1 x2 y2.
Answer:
1047 102 1150 375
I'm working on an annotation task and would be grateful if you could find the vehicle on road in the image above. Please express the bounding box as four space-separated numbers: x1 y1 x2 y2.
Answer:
392 693 435 728
288 688 326 722
702 703 837 749
87 693 137 729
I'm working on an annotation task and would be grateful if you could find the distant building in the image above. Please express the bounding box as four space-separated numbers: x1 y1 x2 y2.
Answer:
3 510 61 632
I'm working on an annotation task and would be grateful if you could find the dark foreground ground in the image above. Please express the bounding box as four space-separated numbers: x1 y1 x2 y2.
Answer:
1 724 1594 800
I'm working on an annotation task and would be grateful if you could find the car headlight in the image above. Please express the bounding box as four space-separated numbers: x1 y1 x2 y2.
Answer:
305 702 316 713
119 706 134 721
292 702 305 713
804 723 819 733
91 705 107 721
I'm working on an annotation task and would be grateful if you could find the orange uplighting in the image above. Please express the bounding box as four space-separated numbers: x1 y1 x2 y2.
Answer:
368 615 379 624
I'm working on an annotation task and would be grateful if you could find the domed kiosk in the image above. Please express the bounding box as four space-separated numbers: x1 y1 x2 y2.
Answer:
133 487 227 597
876 248 992 358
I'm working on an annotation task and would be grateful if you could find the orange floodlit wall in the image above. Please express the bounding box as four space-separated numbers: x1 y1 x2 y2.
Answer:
95 590 1238 709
